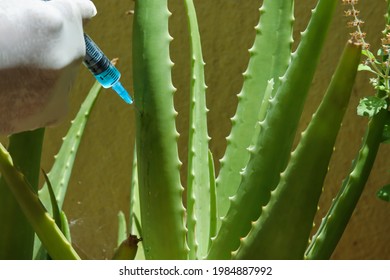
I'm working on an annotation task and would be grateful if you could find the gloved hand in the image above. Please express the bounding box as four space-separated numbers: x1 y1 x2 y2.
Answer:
0 0 97 135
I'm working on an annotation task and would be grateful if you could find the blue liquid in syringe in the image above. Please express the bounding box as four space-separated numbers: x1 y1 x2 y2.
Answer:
83 34 132 104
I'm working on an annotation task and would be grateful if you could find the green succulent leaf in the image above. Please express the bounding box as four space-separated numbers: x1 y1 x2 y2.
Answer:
208 0 338 260
215 0 293 224
117 211 128 247
59 211 71 242
233 41 362 260
184 0 210 260
208 150 217 252
306 108 388 259
39 81 102 211
0 128 44 259
0 143 80 260
133 0 188 259
34 80 102 259
41 170 61 230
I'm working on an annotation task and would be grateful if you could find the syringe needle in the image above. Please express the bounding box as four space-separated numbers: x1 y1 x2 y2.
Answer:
83 34 133 104
112 82 132 104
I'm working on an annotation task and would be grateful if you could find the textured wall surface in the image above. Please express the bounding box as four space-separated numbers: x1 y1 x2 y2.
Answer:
39 0 390 259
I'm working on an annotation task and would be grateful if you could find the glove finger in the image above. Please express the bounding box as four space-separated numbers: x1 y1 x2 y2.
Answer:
48 0 97 20
73 0 97 20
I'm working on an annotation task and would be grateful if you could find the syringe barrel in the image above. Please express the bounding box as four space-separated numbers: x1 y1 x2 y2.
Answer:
83 34 120 88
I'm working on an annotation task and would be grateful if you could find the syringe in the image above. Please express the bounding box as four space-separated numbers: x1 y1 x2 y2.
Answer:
41 0 132 104
83 34 132 104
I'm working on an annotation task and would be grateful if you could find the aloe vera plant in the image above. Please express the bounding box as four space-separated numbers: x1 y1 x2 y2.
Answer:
130 0 366 260
0 0 389 260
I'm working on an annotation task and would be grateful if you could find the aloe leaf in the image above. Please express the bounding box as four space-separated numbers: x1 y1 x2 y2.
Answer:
305 0 390 259
42 170 61 229
39 81 102 211
60 211 71 242
133 0 188 259
128 147 138 236
129 148 144 260
233 42 361 259
39 169 62 259
207 0 337 259
248 79 274 150
183 0 210 260
215 0 294 225
36 170 74 259
0 128 44 259
129 148 142 237
305 107 388 259
132 214 144 260
117 211 128 247
208 150 217 251
34 209 71 260
33 81 102 258
0 143 80 260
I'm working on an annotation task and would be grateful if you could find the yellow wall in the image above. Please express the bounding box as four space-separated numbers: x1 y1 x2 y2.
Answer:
40 0 390 259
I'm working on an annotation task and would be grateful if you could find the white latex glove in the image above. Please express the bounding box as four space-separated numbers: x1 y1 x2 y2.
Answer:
0 0 97 135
